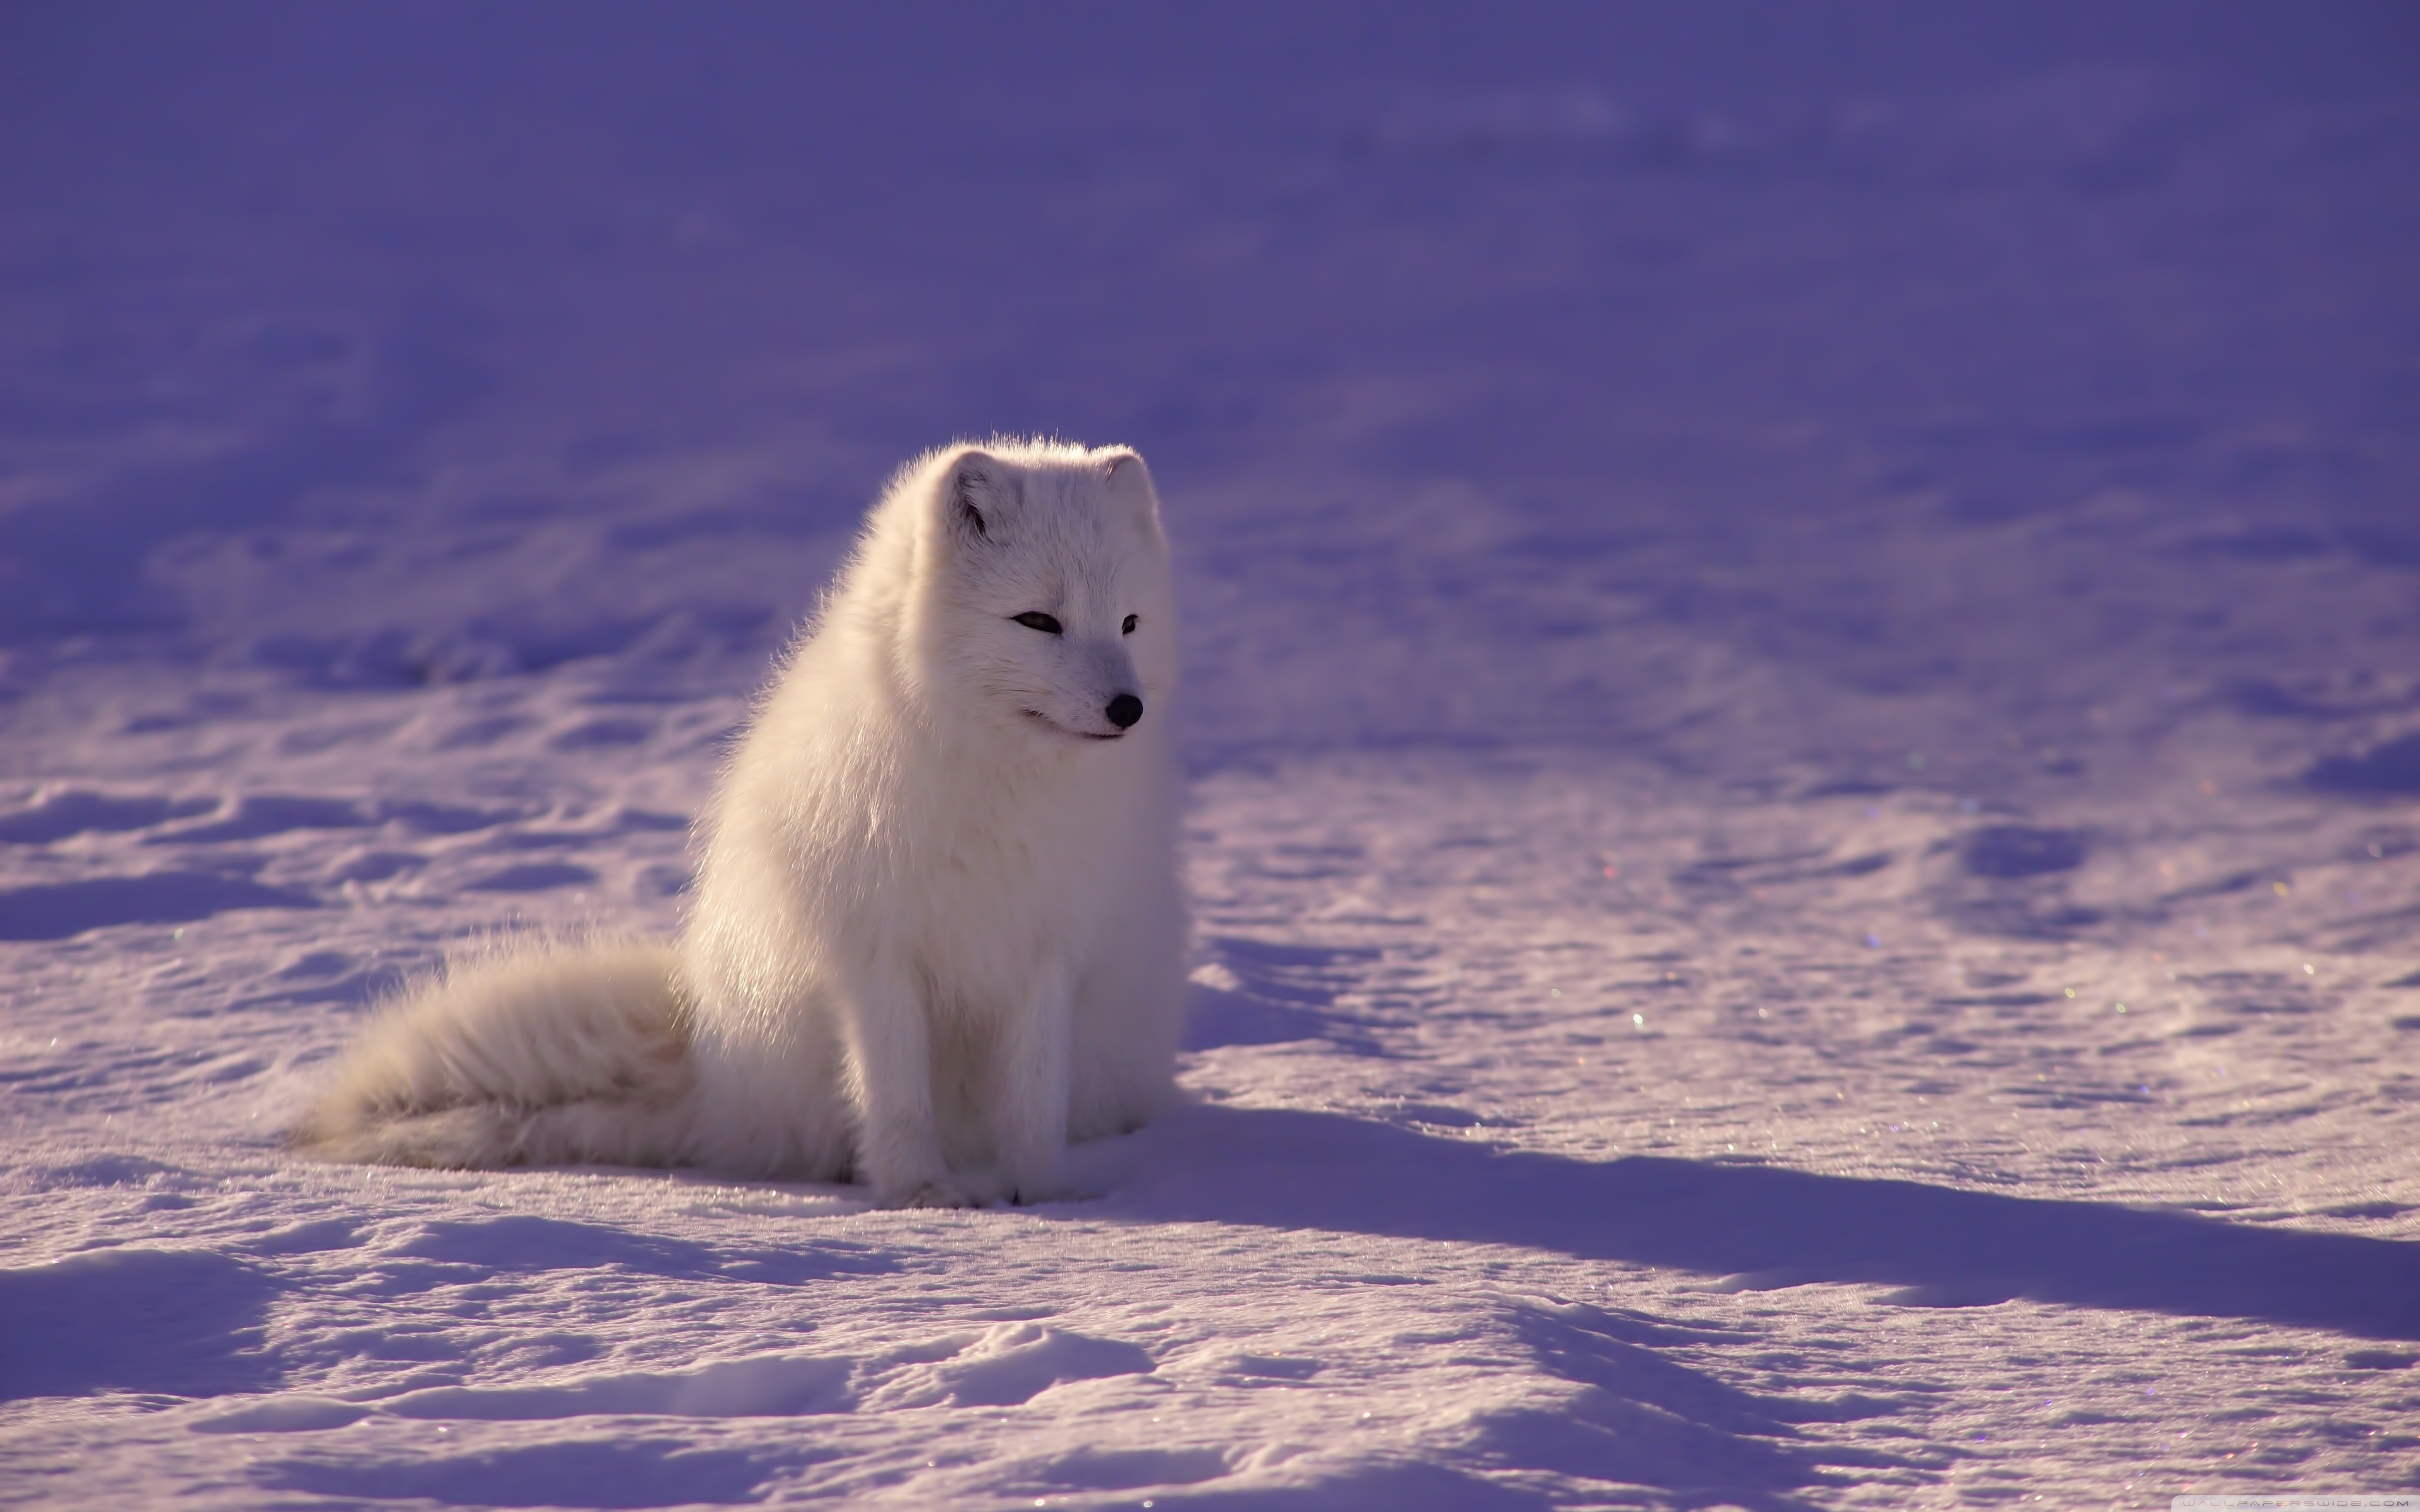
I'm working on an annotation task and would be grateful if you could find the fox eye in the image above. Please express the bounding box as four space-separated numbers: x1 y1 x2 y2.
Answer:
1121 614 1138 634
1011 612 1063 635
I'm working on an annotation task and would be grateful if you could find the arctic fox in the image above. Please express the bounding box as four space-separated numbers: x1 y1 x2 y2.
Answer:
291 439 1187 1207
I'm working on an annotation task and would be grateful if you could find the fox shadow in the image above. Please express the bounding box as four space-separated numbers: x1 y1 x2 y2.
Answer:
1112 1104 2420 1341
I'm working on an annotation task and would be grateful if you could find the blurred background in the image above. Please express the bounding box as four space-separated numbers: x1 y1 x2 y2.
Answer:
3 1 2415 791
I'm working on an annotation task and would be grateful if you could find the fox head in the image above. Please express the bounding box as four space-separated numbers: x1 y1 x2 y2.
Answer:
906 440 1177 748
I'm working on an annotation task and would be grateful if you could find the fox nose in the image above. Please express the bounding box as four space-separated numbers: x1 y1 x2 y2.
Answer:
1105 693 1144 730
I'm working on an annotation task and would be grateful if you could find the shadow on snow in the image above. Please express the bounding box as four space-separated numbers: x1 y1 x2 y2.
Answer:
0 1249 282 1400
1121 1105 2420 1341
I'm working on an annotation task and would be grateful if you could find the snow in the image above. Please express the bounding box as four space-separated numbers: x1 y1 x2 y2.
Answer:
3 3 2418 1506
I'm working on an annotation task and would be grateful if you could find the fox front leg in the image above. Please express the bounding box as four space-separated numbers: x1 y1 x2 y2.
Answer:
835 966 971 1208
986 968 1076 1205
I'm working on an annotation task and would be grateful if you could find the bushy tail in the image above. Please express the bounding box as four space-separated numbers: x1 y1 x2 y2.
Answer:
287 937 697 1170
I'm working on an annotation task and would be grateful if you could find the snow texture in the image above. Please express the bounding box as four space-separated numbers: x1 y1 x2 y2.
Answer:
3 3 2417 1507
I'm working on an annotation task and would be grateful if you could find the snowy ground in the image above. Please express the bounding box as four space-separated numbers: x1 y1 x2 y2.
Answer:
3 4 2418 1508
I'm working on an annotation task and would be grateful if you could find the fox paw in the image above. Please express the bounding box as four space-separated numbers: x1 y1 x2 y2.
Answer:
882 1176 975 1210
1001 1185 1089 1210
1006 1177 1084 1206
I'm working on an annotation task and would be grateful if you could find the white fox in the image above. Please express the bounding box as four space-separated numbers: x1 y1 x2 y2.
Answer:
291 439 1187 1207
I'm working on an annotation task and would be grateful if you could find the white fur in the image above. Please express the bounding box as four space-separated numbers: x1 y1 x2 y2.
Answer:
291 439 1187 1207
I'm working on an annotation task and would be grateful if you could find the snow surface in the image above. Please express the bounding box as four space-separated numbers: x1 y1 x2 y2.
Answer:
4 3 2419 1507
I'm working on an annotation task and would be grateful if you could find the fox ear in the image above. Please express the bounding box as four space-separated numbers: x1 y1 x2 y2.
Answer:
1100 449 1158 515
944 449 1008 542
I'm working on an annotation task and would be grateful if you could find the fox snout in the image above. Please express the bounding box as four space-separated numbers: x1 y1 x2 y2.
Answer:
1071 638 1145 737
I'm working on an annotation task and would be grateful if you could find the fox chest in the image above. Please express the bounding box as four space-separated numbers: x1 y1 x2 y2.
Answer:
892 793 1121 999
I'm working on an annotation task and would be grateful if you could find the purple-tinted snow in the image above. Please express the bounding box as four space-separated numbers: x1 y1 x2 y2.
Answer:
3 4 2417 1508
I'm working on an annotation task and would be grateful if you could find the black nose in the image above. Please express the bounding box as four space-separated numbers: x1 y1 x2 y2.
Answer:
1105 693 1144 730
